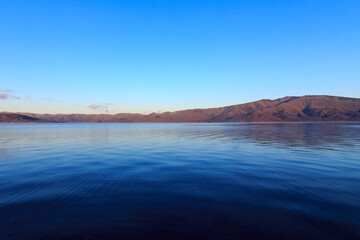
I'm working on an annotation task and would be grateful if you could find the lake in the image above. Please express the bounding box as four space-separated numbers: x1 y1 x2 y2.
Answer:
0 123 360 239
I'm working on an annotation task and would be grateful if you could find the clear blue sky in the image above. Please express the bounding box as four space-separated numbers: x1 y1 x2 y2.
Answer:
1 0 359 114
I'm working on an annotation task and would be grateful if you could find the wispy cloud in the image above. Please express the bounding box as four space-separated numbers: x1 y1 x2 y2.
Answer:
0 88 15 93
0 93 21 100
88 104 109 112
0 88 21 100
40 97 56 101
0 88 60 103
0 94 7 100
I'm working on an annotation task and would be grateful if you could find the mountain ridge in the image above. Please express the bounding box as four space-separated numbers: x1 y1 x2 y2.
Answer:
1 95 360 123
0 113 52 123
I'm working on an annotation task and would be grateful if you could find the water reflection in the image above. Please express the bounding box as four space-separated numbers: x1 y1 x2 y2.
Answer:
184 122 355 145
1 122 359 148
0 123 359 240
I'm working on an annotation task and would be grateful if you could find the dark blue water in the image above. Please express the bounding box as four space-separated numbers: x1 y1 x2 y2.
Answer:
0 123 360 240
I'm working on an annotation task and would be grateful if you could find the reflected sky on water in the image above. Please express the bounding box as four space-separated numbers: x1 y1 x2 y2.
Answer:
0 123 360 240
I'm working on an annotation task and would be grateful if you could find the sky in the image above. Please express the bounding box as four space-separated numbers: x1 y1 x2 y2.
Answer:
1 0 360 114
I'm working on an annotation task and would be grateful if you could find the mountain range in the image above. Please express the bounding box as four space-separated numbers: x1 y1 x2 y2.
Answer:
1 95 360 123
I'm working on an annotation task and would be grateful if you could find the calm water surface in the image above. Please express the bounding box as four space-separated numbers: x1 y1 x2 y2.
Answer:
0 123 360 240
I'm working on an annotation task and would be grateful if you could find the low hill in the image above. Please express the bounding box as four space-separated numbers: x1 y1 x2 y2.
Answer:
0 113 51 123
2 95 360 123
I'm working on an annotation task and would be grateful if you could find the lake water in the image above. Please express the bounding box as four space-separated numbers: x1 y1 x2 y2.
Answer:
0 123 360 240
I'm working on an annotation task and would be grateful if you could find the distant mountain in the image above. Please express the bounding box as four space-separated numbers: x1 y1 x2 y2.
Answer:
0 113 51 123
2 96 360 123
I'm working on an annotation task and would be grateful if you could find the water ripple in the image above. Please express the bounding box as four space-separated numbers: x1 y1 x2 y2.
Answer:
0 123 360 239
